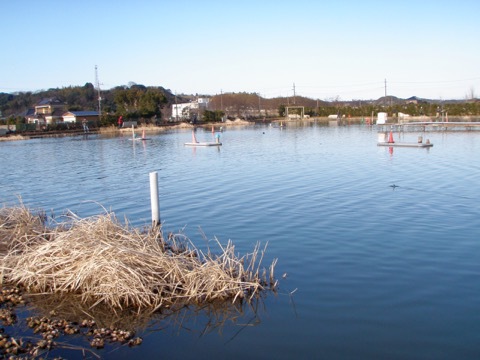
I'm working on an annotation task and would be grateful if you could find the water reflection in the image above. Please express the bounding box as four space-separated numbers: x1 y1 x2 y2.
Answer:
23 289 270 345
2 125 480 359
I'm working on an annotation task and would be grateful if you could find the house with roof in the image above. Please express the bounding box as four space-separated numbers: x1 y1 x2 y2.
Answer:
26 98 66 125
24 97 99 128
62 110 99 124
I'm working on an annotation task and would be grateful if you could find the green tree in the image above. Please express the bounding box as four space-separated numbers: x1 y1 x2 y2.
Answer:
113 86 166 119
202 110 224 122
84 82 96 102
138 89 166 118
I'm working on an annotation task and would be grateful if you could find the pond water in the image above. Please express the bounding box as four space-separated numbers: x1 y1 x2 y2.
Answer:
1 123 480 359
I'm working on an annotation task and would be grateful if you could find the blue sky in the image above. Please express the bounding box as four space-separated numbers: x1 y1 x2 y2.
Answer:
1 0 479 100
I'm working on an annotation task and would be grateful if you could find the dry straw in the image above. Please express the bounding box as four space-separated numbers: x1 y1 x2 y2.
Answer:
0 204 277 312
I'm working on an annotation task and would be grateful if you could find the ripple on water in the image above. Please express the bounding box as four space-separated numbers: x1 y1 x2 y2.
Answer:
1 126 480 359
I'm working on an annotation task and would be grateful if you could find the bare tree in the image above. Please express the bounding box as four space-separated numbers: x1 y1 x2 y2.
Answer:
466 86 476 100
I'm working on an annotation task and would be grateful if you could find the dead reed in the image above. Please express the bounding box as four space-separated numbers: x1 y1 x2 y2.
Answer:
0 205 277 312
0 204 47 256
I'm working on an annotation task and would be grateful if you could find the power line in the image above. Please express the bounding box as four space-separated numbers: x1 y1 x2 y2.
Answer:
95 65 103 119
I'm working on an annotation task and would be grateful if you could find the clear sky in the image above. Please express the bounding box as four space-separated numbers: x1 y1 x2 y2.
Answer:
1 0 479 100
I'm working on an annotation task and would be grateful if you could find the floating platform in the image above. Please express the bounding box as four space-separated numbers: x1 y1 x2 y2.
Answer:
184 142 222 147
129 127 150 140
129 137 150 141
377 142 433 148
379 121 480 132
185 130 222 146
377 131 433 148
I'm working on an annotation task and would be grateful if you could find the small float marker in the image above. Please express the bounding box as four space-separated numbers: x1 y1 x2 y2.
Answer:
184 130 222 146
388 131 395 143
129 126 150 141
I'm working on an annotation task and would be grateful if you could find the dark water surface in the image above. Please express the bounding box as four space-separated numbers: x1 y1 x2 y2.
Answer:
1 124 480 359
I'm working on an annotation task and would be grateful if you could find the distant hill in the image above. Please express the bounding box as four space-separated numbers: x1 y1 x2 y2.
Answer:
1 84 478 120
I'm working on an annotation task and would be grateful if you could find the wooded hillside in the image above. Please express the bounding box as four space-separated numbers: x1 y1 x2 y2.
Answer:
1 83 479 125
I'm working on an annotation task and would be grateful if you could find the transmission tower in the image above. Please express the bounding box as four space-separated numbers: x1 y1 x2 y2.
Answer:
95 65 102 118
293 82 296 105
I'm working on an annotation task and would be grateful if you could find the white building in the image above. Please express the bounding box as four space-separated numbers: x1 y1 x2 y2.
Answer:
171 98 209 121
377 112 388 125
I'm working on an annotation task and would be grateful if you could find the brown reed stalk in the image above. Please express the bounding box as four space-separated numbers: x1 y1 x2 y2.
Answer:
0 203 47 256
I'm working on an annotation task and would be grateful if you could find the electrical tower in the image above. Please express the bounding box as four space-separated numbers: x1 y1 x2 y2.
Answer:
95 65 102 119
293 82 296 105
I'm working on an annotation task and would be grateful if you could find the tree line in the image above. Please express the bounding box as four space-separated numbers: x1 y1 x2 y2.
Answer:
1 84 479 128
207 92 480 119
0 83 177 127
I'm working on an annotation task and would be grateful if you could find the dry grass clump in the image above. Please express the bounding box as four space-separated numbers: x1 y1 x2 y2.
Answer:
0 205 47 256
0 205 277 312
0 134 28 141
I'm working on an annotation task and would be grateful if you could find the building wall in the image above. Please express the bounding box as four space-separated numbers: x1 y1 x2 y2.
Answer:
171 98 210 121
171 103 196 120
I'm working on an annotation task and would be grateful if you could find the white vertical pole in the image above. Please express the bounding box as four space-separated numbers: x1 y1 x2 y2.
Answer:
149 171 160 227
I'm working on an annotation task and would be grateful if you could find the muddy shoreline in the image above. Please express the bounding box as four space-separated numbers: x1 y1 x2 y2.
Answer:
0 119 254 142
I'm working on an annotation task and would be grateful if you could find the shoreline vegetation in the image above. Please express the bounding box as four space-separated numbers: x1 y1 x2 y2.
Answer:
1 115 480 142
0 119 253 142
0 203 277 357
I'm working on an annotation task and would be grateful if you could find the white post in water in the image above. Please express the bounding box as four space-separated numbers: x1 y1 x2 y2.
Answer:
149 171 160 227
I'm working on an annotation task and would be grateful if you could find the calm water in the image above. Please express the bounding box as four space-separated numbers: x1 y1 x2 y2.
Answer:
1 123 480 359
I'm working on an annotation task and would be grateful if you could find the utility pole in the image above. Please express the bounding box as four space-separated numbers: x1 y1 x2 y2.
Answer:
384 78 387 106
293 82 296 105
95 65 102 120
175 91 178 121
258 92 261 117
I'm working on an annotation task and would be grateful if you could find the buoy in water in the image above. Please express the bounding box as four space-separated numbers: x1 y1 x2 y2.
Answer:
388 131 395 143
